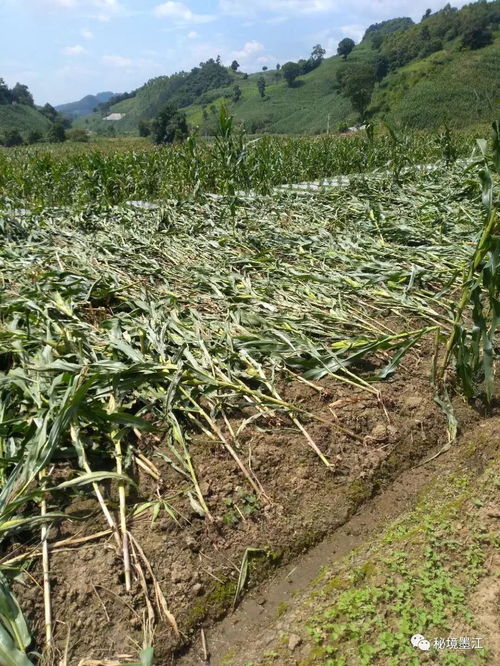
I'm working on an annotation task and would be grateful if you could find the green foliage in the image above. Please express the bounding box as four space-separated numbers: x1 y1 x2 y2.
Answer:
231 60 240 72
439 122 500 402
2 129 23 147
337 37 355 60
461 24 493 50
257 76 266 99
380 0 500 70
10 84 33 107
339 64 376 119
26 129 42 145
138 119 151 137
363 17 415 43
47 122 66 143
0 130 495 659
0 79 12 105
151 103 188 144
0 125 480 207
233 84 242 103
66 128 89 142
281 61 302 86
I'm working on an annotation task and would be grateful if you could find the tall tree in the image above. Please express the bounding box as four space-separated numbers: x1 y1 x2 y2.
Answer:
0 78 12 104
281 61 301 87
340 64 375 119
2 129 23 147
232 84 242 103
311 44 326 64
11 83 34 106
47 123 66 143
337 37 355 60
257 76 266 98
230 60 240 71
151 103 188 144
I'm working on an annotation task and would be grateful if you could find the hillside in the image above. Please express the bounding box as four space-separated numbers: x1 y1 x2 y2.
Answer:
0 104 52 137
75 1 500 136
55 91 115 121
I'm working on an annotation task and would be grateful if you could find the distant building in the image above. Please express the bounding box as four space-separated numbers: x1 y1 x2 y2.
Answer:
104 113 126 121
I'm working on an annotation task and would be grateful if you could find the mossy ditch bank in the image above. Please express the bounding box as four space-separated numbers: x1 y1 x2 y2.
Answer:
187 417 499 666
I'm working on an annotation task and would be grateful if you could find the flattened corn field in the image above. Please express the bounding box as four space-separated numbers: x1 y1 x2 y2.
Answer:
0 124 498 665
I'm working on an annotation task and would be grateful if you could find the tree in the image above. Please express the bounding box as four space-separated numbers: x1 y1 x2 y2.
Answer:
138 120 151 137
2 129 23 147
151 103 188 144
47 123 67 143
257 76 266 98
311 44 326 64
461 23 493 50
0 78 12 104
231 60 240 72
341 64 375 119
40 103 58 122
27 129 42 144
337 37 355 60
374 55 390 81
262 66 268 71
282 61 301 87
232 84 242 103
11 83 34 106
371 33 384 50
67 128 89 142
276 63 281 70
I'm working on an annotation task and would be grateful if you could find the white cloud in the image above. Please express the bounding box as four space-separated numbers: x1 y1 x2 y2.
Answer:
153 2 215 24
48 0 79 6
62 44 86 56
219 0 336 17
187 30 199 39
81 28 94 39
41 0 125 20
232 40 265 60
218 0 470 22
102 54 133 67
101 55 164 70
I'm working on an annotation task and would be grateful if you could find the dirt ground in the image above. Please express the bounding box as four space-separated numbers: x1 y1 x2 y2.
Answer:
12 342 491 665
193 416 498 666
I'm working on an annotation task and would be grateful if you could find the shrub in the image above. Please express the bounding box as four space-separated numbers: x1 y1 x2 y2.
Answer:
2 129 23 147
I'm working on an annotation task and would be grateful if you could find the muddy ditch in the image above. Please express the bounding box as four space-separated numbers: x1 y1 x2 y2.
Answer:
12 346 485 665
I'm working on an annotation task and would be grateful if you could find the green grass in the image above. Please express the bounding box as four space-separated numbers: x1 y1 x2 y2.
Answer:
0 105 51 139
245 433 499 665
373 37 500 129
73 31 500 136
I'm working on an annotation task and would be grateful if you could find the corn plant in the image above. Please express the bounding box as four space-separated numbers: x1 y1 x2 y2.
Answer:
439 121 499 401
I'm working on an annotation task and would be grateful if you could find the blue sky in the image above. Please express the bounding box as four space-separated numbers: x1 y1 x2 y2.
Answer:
0 0 470 105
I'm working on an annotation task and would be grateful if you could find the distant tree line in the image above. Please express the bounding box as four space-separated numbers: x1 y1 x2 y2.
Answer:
0 79 35 106
334 1 500 122
0 78 84 147
281 44 327 87
370 2 499 71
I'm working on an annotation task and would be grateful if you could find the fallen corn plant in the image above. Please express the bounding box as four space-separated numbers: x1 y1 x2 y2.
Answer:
0 135 493 661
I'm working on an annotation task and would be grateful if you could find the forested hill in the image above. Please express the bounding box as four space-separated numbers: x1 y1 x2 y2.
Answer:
55 92 116 121
75 1 499 136
2 0 500 143
0 79 70 145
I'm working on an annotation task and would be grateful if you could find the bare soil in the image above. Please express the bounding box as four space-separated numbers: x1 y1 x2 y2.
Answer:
12 345 488 665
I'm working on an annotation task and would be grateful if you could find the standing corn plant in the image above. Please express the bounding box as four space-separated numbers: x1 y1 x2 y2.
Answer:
439 121 499 402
